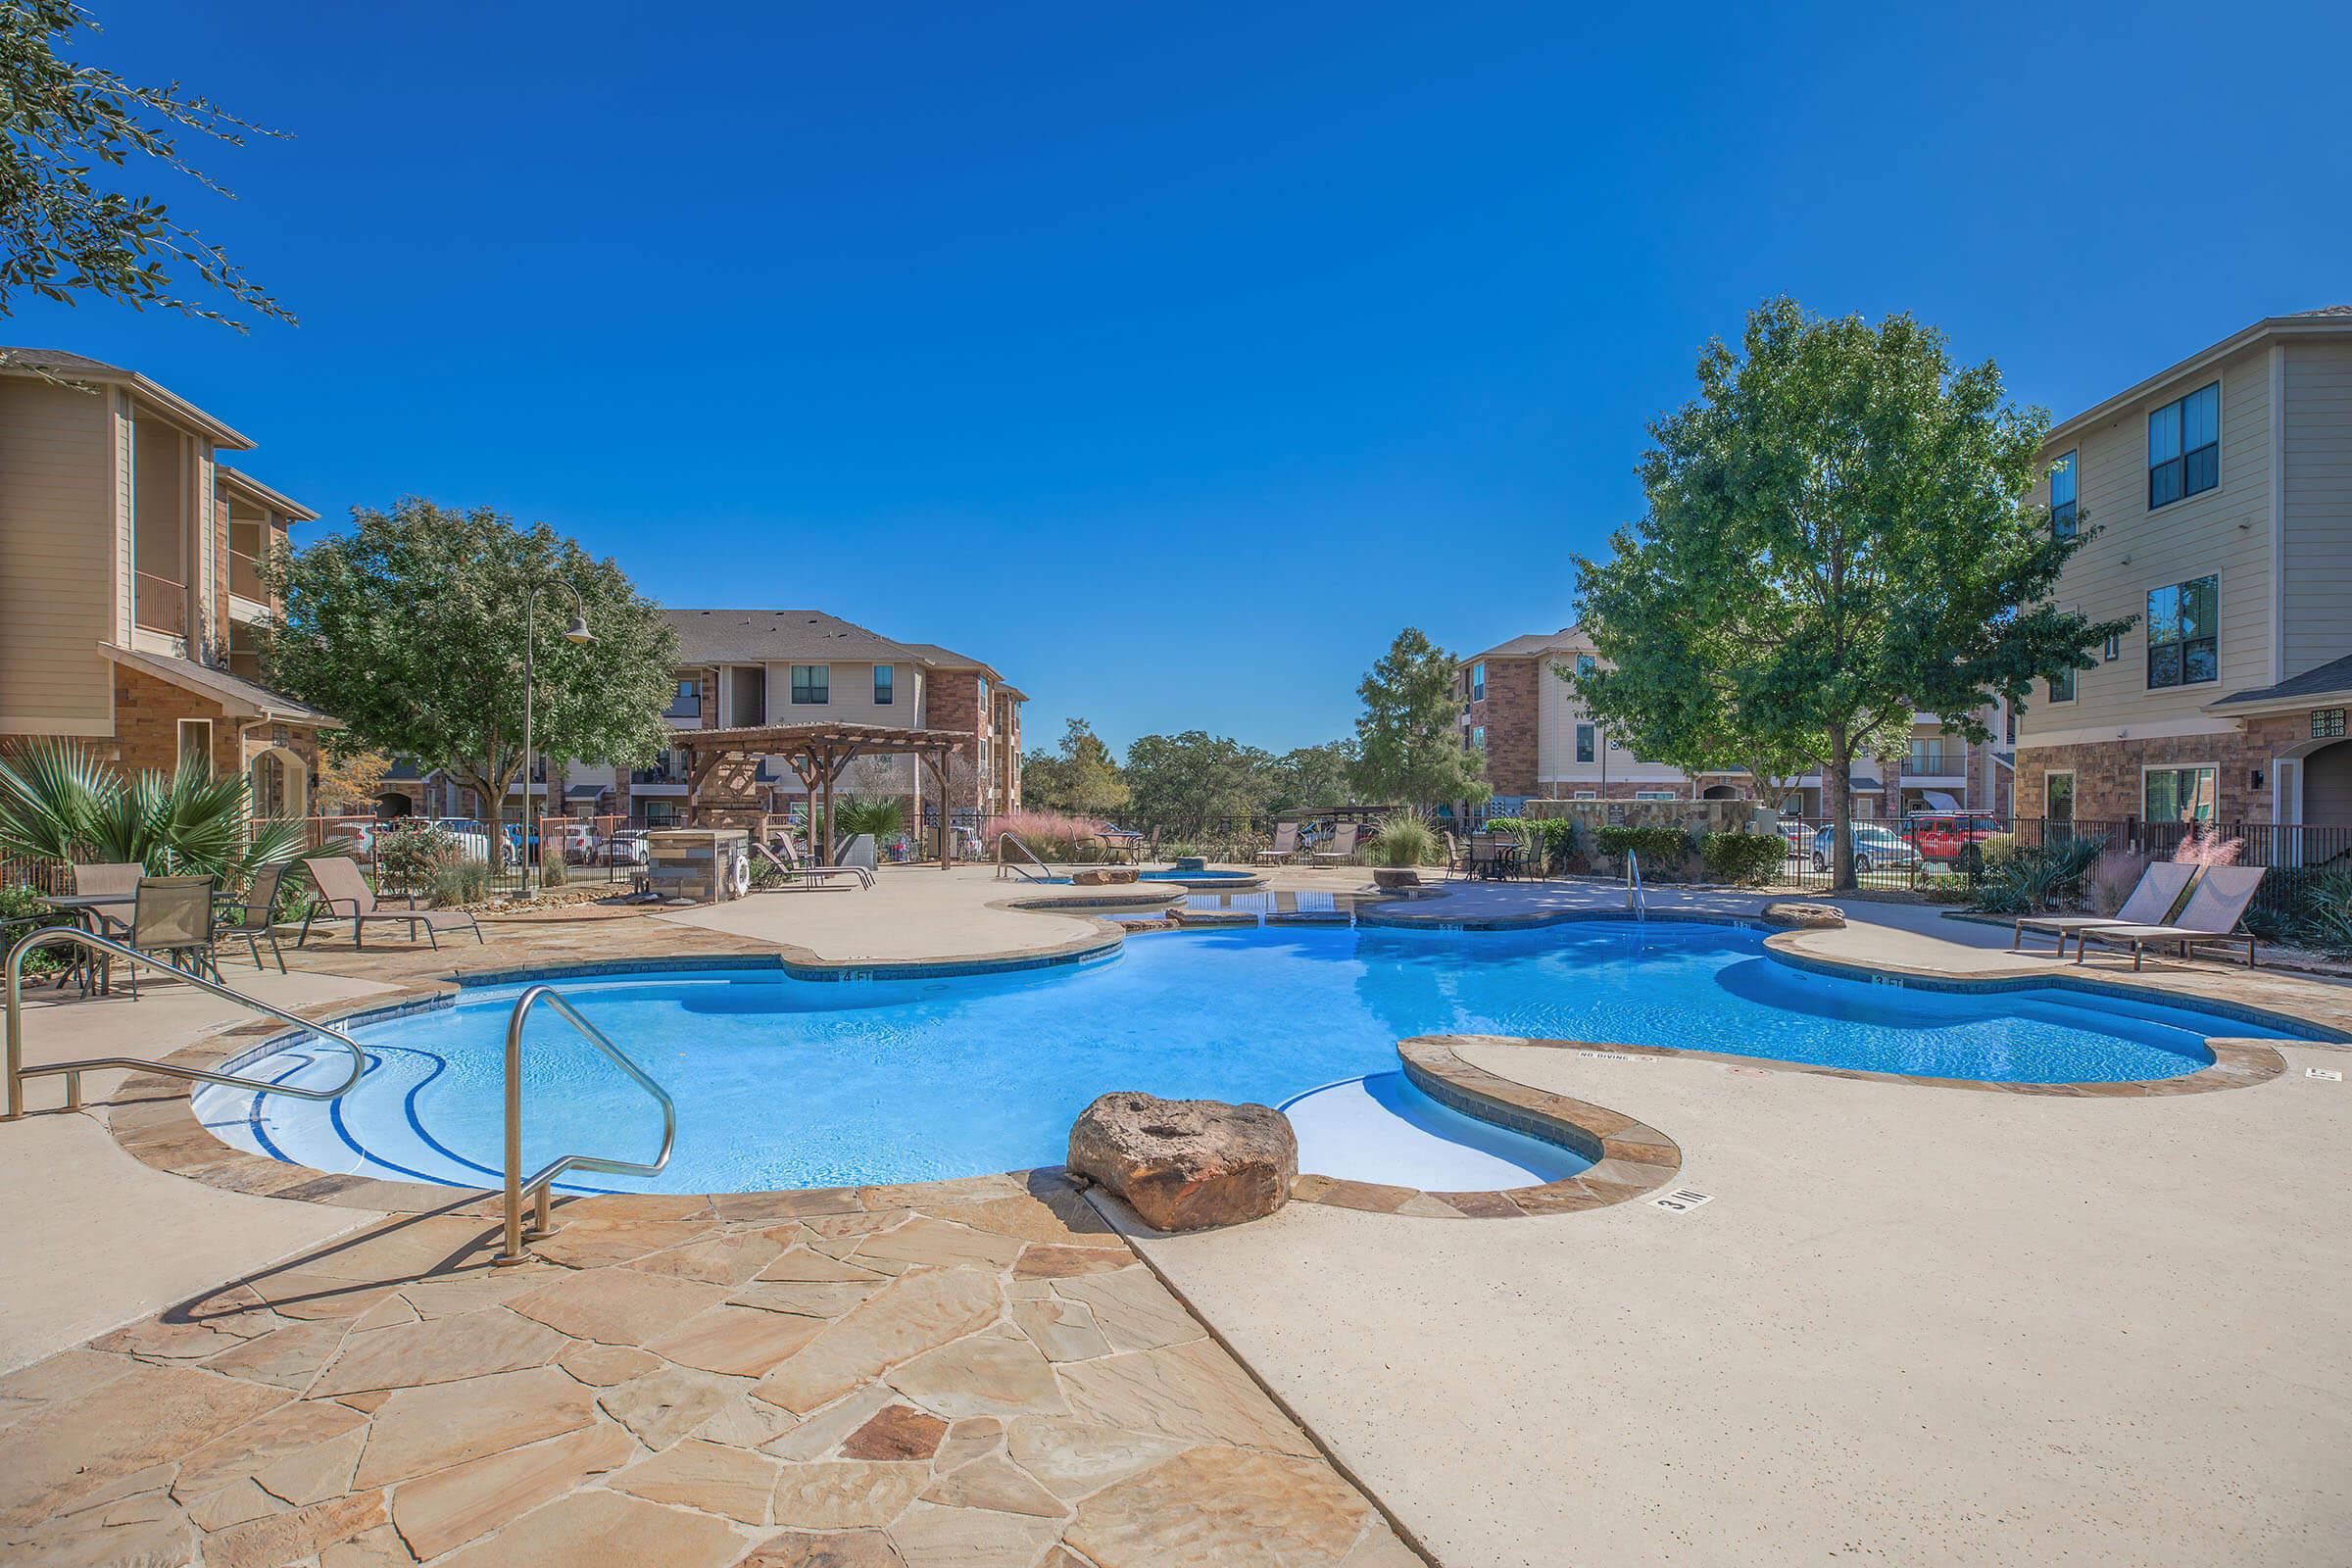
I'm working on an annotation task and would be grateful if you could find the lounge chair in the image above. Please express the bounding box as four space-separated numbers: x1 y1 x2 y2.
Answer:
121 875 220 995
752 838 872 891
296 855 485 950
1255 823 1300 864
218 861 296 973
1308 823 1360 865
2011 860 2197 954
2073 865 2267 970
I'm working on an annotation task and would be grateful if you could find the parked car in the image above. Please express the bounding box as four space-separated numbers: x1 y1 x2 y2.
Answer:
604 830 651 866
1899 813 2004 869
544 820 599 863
428 817 496 863
1810 823 1921 874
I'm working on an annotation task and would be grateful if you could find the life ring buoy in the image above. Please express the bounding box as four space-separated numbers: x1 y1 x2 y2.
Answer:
728 852 751 898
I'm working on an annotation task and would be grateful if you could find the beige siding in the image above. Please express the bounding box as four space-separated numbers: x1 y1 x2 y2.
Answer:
0 379 117 734
1529 633 1691 788
2021 339 2275 745
767 661 916 727
2281 338 2352 679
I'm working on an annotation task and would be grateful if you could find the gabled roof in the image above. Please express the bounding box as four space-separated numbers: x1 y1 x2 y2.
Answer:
0 346 255 449
99 645 339 726
665 609 920 666
1464 627 1583 663
2207 652 2352 713
2042 307 2352 447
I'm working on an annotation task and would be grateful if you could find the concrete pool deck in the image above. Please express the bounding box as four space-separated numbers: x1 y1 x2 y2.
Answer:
2 863 2348 1564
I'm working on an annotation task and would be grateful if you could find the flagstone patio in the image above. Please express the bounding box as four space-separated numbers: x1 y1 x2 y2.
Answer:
0 1171 1418 1567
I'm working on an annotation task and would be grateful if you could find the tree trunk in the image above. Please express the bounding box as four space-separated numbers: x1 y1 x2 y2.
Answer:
1824 722 1854 893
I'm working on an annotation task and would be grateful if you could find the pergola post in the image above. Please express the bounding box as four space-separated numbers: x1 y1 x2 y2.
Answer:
917 747 952 870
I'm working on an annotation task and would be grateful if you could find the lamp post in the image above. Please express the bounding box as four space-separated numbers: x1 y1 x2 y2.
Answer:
521 579 593 898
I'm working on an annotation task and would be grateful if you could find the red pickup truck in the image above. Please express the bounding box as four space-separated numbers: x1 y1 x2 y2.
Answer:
1899 813 2005 866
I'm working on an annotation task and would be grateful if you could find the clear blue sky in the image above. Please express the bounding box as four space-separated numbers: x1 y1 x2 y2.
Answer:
11 2 2348 755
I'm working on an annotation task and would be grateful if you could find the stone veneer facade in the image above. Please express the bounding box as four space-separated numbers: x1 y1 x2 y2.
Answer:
1462 656 1542 798
108 663 323 796
2014 710 2316 824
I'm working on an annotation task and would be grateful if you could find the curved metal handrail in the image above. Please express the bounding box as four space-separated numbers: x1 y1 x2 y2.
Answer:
6 926 365 1119
995 831 1052 882
1626 851 1648 918
496 984 675 1264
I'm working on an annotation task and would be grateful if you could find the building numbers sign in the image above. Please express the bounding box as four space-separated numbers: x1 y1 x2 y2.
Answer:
2314 708 2346 740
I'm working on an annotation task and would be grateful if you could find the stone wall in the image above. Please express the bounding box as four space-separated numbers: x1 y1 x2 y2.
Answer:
2014 715 2308 823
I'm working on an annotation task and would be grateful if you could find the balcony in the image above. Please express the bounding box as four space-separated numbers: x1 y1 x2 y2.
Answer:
229 549 267 604
1905 743 1965 777
134 572 186 638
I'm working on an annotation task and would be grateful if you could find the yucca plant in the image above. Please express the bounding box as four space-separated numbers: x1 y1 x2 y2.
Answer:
0 738 304 885
832 794 906 843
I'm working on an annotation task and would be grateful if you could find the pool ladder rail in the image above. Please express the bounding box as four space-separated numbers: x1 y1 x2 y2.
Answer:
495 984 675 1265
4 925 365 1119
996 832 1053 882
1626 851 1648 919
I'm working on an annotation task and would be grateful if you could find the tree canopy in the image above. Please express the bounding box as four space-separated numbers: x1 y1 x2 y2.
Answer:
257 499 678 831
1122 730 1275 830
1573 298 2131 885
1020 718 1131 817
1349 628 1488 810
1 0 291 328
1265 741 1356 814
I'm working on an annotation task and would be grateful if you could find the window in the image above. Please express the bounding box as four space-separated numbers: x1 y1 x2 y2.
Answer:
1576 724 1595 763
2145 574 2218 688
1574 654 1596 678
790 664 829 705
1573 790 1598 801
873 664 894 706
1470 725 1486 752
1470 662 1486 703
2147 382 2219 508
2044 770 2075 825
176 719 213 777
2103 633 2120 662
2048 664 2075 703
1634 790 1675 801
2143 765 2216 823
663 678 700 718
2050 450 2079 538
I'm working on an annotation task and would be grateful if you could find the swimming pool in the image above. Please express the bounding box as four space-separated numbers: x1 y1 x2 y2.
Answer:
196 921 2305 1196
1031 869 1263 887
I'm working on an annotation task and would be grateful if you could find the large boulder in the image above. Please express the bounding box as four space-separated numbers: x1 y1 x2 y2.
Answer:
1761 900 1846 930
1070 867 1140 886
1067 1093 1298 1232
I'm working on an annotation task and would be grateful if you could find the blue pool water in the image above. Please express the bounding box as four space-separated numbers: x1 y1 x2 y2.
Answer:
1034 869 1260 884
197 921 2302 1195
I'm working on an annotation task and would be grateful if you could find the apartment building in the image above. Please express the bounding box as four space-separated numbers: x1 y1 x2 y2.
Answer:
588 610 1025 828
2013 308 2352 828
0 349 337 812
1455 628 2010 816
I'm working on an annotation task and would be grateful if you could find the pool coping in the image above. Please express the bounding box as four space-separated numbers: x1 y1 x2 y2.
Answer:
83 908 2347 1223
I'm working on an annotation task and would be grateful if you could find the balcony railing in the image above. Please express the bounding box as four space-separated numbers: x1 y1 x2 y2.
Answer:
1904 744 1964 776
134 571 186 637
229 549 266 603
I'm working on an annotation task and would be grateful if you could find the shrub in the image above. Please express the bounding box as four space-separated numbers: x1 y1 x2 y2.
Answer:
375 819 462 898
1970 835 2105 914
2289 869 2352 959
430 860 491 907
1700 832 1784 886
1368 813 1437 867
0 884 74 975
987 808 1111 863
1593 824 1690 866
2090 848 2150 916
539 852 568 889
834 794 906 843
1487 816 1575 874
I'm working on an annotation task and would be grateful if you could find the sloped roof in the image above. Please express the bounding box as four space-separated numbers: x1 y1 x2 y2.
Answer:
216 465 319 523
665 609 919 665
0 346 255 448
2208 651 2352 711
2044 308 2352 447
1464 627 1582 662
99 645 339 726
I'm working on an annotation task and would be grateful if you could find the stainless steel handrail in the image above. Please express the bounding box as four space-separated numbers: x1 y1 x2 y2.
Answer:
1626 851 1647 917
495 984 675 1264
5 926 365 1119
995 832 1052 882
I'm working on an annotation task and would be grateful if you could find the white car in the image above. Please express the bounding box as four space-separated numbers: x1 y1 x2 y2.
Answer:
604 830 651 866
427 818 496 863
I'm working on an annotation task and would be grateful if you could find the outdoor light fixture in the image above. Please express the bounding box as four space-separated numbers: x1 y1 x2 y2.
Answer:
564 610 594 644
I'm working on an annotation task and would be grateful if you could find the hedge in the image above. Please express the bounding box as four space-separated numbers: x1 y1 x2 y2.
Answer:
1700 831 1785 886
1592 824 1690 863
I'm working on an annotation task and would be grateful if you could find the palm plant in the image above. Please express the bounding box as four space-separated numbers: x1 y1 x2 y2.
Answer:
0 738 304 885
831 793 906 843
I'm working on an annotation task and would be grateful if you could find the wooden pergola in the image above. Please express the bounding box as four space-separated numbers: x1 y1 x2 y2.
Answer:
671 721 973 868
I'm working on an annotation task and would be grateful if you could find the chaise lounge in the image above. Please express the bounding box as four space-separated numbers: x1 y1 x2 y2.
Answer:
297 855 485 950
2073 864 2266 970
753 837 874 891
2011 860 2197 955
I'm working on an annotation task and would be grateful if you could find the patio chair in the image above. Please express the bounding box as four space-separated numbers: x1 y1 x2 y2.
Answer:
752 837 873 891
121 875 220 996
2010 861 2197 955
296 855 485 950
217 861 295 973
1308 822 1360 865
1255 823 1300 864
2073 864 2267 970
1441 830 1467 880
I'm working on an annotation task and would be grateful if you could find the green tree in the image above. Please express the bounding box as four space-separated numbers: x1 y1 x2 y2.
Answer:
257 499 678 849
1348 628 1489 811
1121 731 1273 831
1574 299 2132 888
1 0 292 327
1020 718 1130 817
1264 741 1355 814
